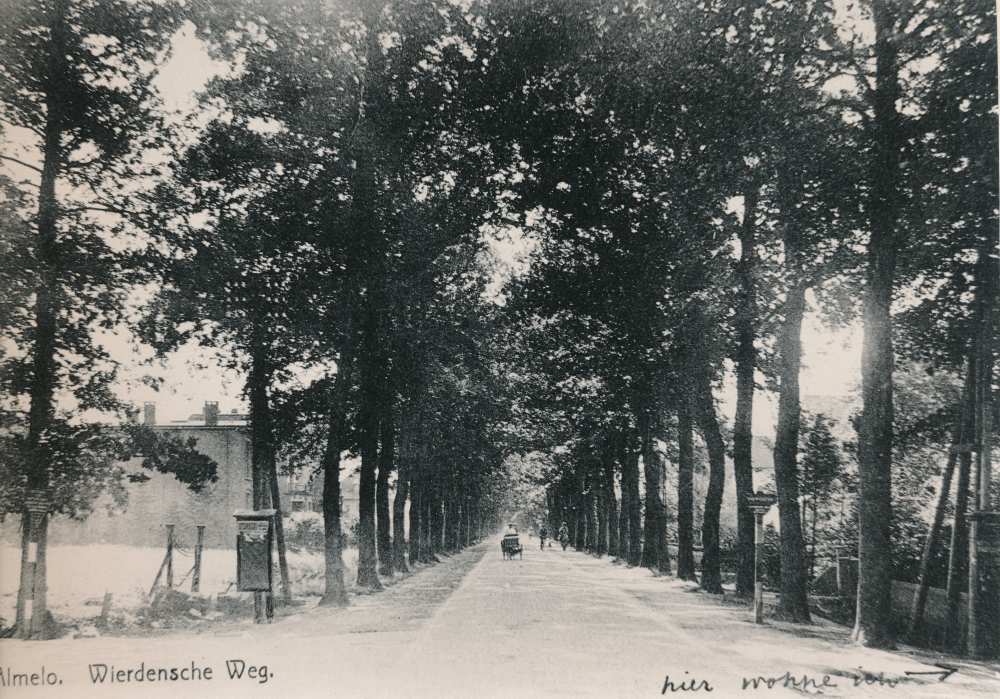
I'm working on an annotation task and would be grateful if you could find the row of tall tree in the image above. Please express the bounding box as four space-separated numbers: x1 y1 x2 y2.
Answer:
486 0 997 655
2 0 996 655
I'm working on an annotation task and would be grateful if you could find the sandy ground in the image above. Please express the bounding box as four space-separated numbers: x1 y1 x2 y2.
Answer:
1 537 998 699
0 544 356 628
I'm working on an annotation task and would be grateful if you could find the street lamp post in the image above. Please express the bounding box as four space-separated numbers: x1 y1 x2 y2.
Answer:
747 491 776 624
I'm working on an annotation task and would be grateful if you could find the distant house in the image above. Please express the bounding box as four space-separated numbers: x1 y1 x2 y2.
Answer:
1 401 255 550
1 401 333 550
339 458 362 526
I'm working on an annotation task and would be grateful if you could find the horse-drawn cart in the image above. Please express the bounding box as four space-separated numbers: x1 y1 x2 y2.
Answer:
501 535 523 560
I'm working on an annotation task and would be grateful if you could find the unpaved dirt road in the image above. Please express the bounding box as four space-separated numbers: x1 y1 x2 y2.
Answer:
2 537 998 698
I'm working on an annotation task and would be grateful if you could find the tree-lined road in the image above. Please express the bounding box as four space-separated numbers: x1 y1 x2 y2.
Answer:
4 537 998 698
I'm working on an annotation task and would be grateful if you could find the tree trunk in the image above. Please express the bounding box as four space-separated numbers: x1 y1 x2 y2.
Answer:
617 473 631 561
596 489 609 556
268 458 292 604
640 405 670 573
392 417 409 574
907 358 975 640
772 279 811 622
574 491 586 550
853 0 902 649
408 476 422 565
431 489 444 555
640 407 660 570
419 487 432 563
945 446 973 649
691 358 727 594
445 489 459 551
623 431 643 566
461 496 472 548
969 264 998 658
733 184 760 599
677 402 698 581
587 486 599 553
603 447 619 558
319 353 353 606
356 328 383 590
15 0 71 638
376 395 394 577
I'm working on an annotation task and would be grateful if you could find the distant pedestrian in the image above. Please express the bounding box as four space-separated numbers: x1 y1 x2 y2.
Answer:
558 522 569 551
539 525 548 549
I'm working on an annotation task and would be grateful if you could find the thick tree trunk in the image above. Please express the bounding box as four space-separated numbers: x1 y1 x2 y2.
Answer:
376 396 394 577
430 489 444 555
248 335 279 620
268 458 292 604
319 354 353 606
908 358 975 640
461 495 472 548
587 486 599 553
640 408 660 570
640 406 670 573
617 473 631 561
408 476 421 565
772 280 811 622
677 403 698 581
574 491 586 550
419 487 432 563
392 421 409 574
445 489 459 551
691 359 727 594
733 186 760 599
249 340 273 513
623 431 643 566
603 448 619 558
356 330 383 590
853 0 902 649
15 1 71 638
421 489 434 562
596 489 609 556
945 448 973 649
969 268 998 658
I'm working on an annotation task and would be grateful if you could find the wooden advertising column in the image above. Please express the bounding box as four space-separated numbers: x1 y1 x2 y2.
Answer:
747 492 776 624
235 510 275 623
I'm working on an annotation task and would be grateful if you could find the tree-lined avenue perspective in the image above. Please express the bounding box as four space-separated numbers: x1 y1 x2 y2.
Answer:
1 0 998 694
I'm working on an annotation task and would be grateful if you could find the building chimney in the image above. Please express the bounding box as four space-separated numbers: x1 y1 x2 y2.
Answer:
204 401 219 427
144 401 156 426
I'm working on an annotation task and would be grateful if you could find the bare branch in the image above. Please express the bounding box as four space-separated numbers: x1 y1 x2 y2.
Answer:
0 115 44 139
64 158 101 170
895 5 953 57
0 154 43 174
842 44 877 106
897 0 936 35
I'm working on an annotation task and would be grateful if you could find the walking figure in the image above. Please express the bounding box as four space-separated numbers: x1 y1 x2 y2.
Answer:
539 524 548 549
558 522 569 551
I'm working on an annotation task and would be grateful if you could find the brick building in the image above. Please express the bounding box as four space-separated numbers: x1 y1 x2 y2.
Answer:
2 401 331 550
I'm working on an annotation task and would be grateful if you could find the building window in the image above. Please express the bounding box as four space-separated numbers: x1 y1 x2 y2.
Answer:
292 500 305 512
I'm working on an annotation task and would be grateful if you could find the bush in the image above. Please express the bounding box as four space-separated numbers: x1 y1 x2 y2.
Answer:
760 524 782 589
284 511 324 553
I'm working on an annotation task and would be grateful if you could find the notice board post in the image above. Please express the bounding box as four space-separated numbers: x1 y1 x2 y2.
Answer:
234 510 276 623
